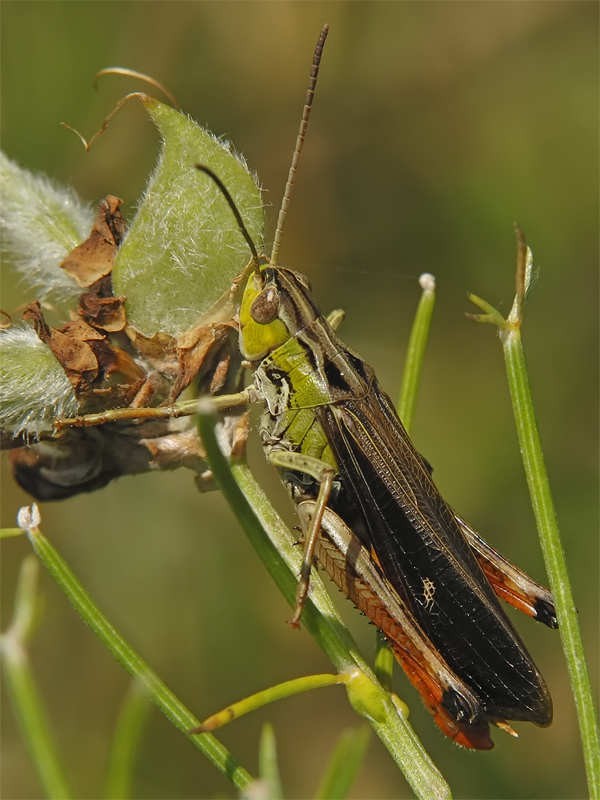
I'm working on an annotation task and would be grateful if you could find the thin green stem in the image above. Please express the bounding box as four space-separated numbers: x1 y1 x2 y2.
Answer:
469 228 598 798
257 723 284 800
374 630 394 692
0 556 73 799
1 527 26 538
344 670 450 800
19 512 253 791
196 673 344 732
397 273 436 430
502 327 599 799
314 726 370 800
104 679 152 799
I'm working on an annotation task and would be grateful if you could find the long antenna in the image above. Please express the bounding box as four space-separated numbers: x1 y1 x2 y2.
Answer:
270 24 329 268
195 164 261 273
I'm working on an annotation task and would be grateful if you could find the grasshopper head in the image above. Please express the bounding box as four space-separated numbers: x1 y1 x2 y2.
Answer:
193 166 322 362
239 264 320 362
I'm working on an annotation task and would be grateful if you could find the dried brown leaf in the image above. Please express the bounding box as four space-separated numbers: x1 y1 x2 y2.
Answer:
22 301 145 402
126 327 179 377
59 196 126 287
168 320 237 402
23 302 100 392
230 411 250 459
78 275 127 333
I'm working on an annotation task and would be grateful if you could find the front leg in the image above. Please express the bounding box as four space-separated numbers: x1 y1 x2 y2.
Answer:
266 450 335 628
55 386 259 429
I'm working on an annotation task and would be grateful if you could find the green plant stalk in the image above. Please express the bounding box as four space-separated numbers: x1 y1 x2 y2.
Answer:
197 411 451 800
1 637 74 800
1 527 26 538
374 629 394 692
397 273 436 431
0 556 73 799
314 726 370 800
21 520 253 791
344 670 450 800
501 326 600 799
256 723 284 800
104 679 152 800
198 674 344 732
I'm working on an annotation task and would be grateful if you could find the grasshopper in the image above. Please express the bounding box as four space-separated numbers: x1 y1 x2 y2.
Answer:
55 25 556 749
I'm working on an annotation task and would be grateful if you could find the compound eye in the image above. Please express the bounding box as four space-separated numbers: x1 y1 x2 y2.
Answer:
250 286 281 324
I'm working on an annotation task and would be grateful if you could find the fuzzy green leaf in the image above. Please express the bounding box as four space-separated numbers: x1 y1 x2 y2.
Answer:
0 325 78 439
0 152 93 308
113 98 265 336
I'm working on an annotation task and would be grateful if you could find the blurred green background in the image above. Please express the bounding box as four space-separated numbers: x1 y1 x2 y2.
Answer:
1 2 597 798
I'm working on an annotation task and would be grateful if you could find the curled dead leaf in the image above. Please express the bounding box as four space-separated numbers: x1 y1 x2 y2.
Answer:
78 275 127 333
23 302 101 391
168 320 237 403
22 301 145 404
230 411 250 459
125 327 179 377
59 196 126 287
